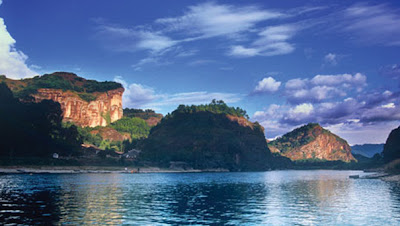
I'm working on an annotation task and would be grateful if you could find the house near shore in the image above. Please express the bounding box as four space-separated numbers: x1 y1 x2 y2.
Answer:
124 149 141 159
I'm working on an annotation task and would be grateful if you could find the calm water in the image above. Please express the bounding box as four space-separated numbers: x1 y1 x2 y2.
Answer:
1 170 400 225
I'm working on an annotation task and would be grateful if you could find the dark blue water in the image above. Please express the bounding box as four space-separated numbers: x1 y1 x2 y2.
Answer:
1 170 400 225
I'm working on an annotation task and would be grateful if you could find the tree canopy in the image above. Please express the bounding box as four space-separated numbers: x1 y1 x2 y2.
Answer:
167 99 249 119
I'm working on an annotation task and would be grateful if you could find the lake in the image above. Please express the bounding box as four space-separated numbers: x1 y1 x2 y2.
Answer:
1 170 400 225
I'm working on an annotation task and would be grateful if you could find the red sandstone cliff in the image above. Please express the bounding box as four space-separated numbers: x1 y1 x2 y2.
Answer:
32 88 124 127
1 72 125 127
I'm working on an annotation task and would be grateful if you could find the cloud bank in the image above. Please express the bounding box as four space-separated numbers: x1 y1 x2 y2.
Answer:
0 18 37 79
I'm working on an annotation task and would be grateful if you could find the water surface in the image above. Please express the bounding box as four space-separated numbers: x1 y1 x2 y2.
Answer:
1 170 400 225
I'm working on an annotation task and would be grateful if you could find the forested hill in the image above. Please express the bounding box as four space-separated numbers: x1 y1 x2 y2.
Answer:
138 101 272 171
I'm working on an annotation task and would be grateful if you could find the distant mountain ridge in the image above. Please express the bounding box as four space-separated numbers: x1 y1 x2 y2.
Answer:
351 144 384 158
269 123 355 162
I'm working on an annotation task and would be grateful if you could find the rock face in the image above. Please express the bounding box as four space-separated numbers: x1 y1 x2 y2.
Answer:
383 126 400 163
32 88 124 127
269 123 355 162
90 127 130 142
0 72 124 128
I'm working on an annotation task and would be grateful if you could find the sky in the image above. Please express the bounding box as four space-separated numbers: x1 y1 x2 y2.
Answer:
1 0 400 144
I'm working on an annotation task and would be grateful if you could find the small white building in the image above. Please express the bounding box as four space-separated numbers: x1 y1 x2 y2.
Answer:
124 149 141 159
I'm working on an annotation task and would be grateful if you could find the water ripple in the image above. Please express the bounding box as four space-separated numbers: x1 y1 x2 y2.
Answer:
0 171 400 225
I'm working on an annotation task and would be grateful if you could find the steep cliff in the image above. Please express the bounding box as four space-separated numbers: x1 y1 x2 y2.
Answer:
269 123 355 162
32 88 123 127
383 126 400 163
139 102 272 171
1 72 124 127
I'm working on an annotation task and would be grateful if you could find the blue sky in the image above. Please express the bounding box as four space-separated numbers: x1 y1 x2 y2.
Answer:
1 0 400 144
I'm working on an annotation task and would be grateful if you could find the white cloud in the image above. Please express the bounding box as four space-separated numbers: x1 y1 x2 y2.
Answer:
151 91 242 108
94 2 306 68
114 76 158 108
95 24 177 53
229 45 259 57
285 78 307 89
254 77 281 93
324 53 337 65
136 32 177 52
285 73 367 103
290 103 314 115
382 103 395 109
311 73 366 87
228 25 297 57
187 59 217 66
326 121 399 145
343 4 400 46
156 2 282 39
114 76 242 112
0 18 37 79
252 86 400 143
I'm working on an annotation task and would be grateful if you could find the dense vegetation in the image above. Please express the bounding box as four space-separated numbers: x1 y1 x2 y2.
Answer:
124 108 161 120
139 101 272 171
0 83 83 162
71 116 150 153
0 72 122 100
110 117 150 139
166 99 249 119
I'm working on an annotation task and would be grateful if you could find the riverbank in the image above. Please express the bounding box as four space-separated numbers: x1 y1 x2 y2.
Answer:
348 168 400 182
0 166 230 174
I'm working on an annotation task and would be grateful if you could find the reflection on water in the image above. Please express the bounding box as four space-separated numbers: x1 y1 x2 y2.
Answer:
1 170 400 225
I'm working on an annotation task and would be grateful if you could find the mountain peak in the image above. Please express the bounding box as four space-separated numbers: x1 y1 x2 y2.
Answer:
269 123 355 162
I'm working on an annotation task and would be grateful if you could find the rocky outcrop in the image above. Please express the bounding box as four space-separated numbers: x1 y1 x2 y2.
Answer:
145 116 163 126
32 88 124 127
1 72 124 127
269 123 355 162
90 127 130 142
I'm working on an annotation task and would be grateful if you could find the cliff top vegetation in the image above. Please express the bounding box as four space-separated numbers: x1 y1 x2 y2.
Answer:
165 99 249 119
0 72 122 101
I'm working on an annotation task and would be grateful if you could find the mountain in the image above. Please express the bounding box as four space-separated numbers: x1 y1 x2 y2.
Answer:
383 126 400 163
138 101 273 171
269 123 355 162
0 83 82 159
0 72 124 127
351 144 384 158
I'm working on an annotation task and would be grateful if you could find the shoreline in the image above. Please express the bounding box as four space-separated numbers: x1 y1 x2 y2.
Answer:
0 166 230 174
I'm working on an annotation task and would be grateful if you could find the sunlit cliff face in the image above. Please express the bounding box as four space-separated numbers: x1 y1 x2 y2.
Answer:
33 88 124 127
